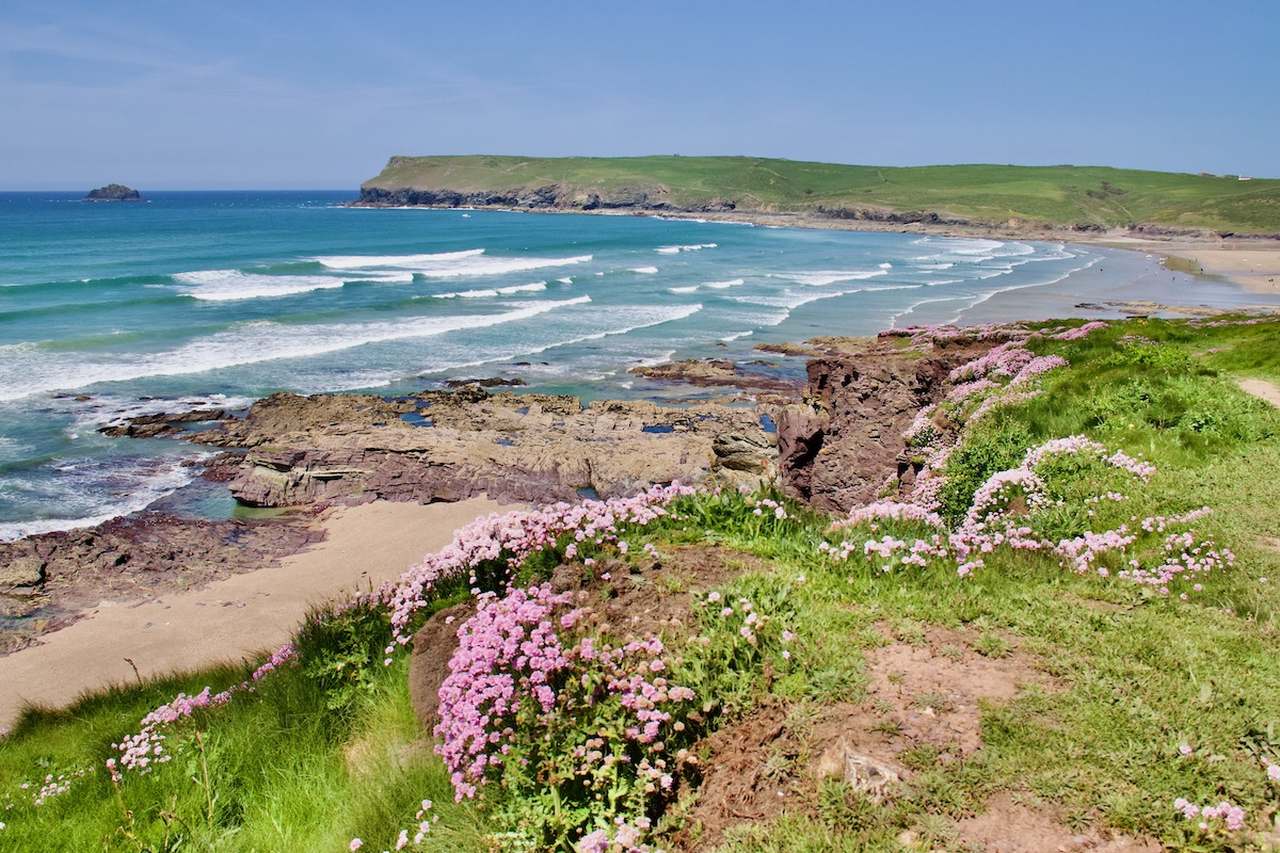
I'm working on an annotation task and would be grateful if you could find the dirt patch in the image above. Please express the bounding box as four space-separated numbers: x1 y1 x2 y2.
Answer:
581 544 771 643
671 699 800 850
866 624 1051 757
953 793 1160 852
1239 377 1280 408
677 625 1053 849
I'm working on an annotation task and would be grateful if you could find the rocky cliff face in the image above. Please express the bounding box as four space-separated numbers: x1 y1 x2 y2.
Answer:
775 334 1000 513
357 184 737 213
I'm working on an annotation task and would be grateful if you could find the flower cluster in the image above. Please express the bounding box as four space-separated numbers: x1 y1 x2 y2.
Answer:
434 583 580 799
1022 435 1156 481
947 341 1036 383
1120 531 1235 594
1052 321 1108 341
1010 354 1068 385
27 768 88 806
577 819 659 853
1173 798 1246 832
385 483 693 646
749 496 788 520
833 500 944 530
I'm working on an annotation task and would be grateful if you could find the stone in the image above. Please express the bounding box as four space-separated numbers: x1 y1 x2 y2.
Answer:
813 738 902 800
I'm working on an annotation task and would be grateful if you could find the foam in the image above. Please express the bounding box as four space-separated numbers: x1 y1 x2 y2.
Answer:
0 453 209 542
0 296 592 401
174 270 347 301
655 243 717 254
702 278 745 289
777 269 889 287
314 248 592 278
668 285 699 294
719 330 754 342
630 266 659 274
431 281 548 299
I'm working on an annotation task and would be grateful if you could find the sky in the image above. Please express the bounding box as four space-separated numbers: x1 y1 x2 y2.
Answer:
2 1 1277 189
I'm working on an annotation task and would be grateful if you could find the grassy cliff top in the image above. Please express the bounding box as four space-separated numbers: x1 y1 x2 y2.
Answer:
363 155 1280 233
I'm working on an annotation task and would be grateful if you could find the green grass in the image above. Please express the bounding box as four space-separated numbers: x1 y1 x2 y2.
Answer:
4 316 1280 850
364 155 1280 232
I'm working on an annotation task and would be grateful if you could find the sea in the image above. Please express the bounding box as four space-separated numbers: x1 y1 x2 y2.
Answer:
1 190 1271 540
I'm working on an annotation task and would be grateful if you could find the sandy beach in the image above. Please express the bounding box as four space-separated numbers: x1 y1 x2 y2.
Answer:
0 497 517 730
1101 239 1280 293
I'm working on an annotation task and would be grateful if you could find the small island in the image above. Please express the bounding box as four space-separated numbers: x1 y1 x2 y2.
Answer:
85 183 142 201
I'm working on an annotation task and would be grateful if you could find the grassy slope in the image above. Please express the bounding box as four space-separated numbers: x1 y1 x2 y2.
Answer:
3 317 1280 851
364 155 1280 232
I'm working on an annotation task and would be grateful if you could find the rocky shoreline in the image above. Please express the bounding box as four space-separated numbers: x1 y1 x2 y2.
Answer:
0 379 797 652
353 184 1280 247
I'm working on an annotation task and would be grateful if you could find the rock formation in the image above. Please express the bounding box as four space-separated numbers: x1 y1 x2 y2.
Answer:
775 332 1003 512
85 183 142 201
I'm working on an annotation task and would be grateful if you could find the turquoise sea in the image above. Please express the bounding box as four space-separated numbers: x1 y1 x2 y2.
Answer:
1 191 1270 539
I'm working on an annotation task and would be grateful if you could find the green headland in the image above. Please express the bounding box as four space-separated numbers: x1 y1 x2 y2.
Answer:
361 155 1280 234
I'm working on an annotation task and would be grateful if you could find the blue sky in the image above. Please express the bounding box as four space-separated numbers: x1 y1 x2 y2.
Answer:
2 1 1276 188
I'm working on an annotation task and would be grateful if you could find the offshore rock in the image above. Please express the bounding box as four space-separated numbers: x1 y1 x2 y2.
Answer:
85 183 142 201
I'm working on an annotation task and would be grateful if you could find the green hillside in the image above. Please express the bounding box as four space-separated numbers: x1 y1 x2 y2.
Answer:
363 155 1280 233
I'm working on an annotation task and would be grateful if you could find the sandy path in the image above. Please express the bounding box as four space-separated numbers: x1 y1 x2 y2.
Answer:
1239 378 1280 407
0 497 517 729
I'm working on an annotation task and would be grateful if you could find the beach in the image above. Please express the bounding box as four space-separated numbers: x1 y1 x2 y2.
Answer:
0 497 515 730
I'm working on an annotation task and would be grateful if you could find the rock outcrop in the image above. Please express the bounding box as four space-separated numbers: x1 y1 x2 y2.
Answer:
775 333 1001 512
177 388 776 508
85 183 142 201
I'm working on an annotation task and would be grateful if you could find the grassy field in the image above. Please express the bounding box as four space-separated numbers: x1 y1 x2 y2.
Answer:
364 155 1280 233
3 316 1280 851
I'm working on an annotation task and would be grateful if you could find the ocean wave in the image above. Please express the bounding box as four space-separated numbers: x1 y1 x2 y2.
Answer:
719 330 754 342
435 303 706 370
0 296 592 401
702 278 745 289
314 248 592 278
630 266 659 274
668 285 699 294
556 277 573 284
174 269 347 302
431 281 548 299
777 269 889 287
655 243 717 254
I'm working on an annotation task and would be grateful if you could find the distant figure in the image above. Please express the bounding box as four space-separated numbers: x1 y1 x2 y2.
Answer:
85 184 142 201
